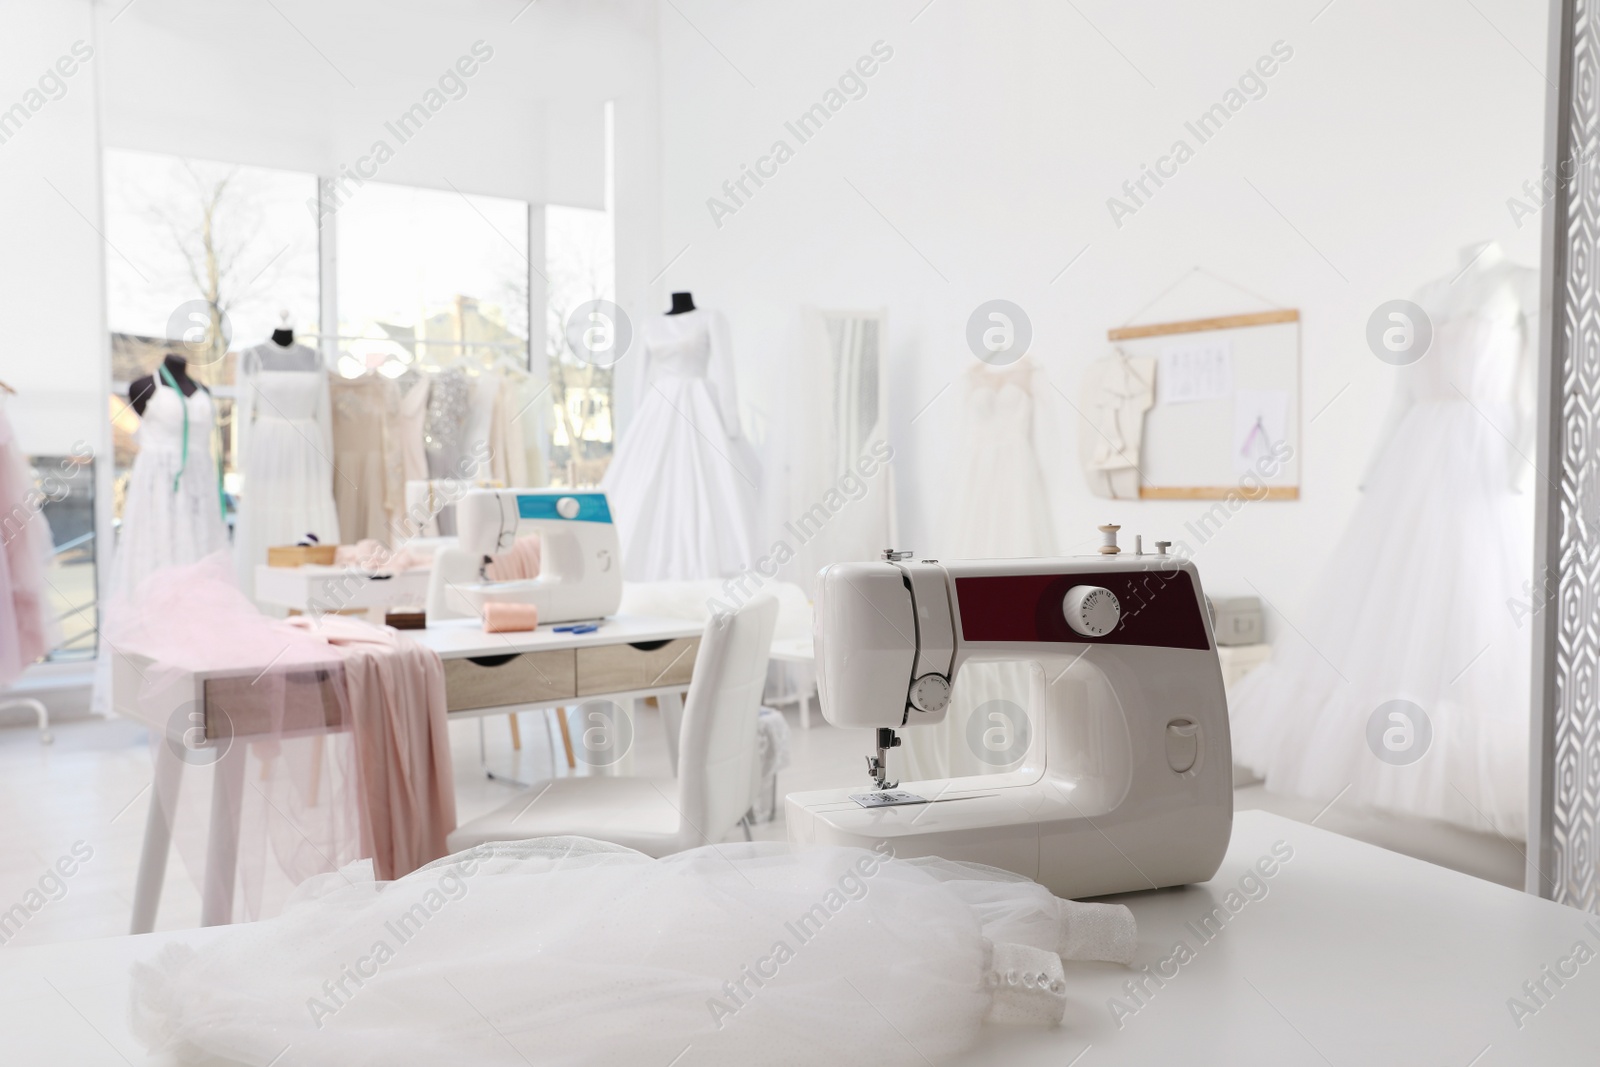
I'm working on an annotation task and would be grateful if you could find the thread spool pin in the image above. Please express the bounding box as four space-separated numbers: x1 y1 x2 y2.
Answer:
1098 524 1121 555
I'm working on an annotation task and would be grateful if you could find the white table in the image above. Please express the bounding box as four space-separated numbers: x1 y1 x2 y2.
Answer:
767 635 816 727
113 614 703 934
2 812 1593 1065
253 563 432 614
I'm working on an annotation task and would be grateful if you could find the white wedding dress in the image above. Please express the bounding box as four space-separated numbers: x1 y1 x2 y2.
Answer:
602 308 760 580
109 377 228 607
905 359 1058 779
131 838 1135 1067
234 350 341 599
1230 244 1536 838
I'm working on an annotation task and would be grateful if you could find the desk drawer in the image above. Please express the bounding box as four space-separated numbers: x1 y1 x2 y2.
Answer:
204 670 344 738
443 650 575 712
576 637 699 696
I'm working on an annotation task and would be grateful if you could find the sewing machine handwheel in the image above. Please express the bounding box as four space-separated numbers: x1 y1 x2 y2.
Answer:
1063 585 1121 638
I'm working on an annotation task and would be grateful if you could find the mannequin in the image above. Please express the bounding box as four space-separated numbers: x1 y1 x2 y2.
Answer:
1229 238 1537 838
128 353 200 417
253 311 320 372
235 311 338 596
602 293 760 579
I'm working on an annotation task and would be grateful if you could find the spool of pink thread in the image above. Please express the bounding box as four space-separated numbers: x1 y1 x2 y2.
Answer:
483 602 539 633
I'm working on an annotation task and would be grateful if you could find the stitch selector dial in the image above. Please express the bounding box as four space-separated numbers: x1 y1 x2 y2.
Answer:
1063 585 1121 638
909 674 952 713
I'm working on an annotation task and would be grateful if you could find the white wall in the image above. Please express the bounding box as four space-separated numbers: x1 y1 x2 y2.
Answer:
0 0 105 457
94 0 661 210
651 0 1549 626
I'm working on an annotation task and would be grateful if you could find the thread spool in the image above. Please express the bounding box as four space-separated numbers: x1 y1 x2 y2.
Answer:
1098 524 1121 555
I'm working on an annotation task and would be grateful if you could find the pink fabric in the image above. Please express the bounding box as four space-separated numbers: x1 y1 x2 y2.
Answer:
107 552 455 915
0 409 56 687
483 533 541 582
482 602 538 632
334 538 432 572
283 617 455 879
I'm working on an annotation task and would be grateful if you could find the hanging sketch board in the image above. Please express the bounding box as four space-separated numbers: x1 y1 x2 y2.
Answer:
1106 309 1300 500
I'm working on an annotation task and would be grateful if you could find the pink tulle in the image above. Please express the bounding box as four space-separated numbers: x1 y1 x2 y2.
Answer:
107 552 454 920
0 410 58 687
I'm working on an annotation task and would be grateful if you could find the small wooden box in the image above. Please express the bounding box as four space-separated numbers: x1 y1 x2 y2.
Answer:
267 544 339 567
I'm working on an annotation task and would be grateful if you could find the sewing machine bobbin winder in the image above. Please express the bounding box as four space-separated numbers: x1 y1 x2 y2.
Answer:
785 529 1233 899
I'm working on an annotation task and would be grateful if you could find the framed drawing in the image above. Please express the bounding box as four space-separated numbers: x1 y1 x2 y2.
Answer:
1106 308 1300 501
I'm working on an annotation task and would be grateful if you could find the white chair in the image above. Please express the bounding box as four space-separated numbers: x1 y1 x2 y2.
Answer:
446 593 780 857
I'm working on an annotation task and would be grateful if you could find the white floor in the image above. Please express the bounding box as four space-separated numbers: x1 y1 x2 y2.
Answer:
0 706 1526 950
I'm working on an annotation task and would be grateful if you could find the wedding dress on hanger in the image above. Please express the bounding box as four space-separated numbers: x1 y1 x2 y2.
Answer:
1230 241 1536 838
602 308 759 580
109 375 228 607
904 358 1058 779
234 346 340 599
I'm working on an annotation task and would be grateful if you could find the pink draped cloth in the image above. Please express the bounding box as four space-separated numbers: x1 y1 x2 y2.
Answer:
0 409 57 687
282 616 455 879
107 553 455 916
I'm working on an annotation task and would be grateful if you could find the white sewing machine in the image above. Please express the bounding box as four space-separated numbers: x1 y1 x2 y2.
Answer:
785 540 1233 899
425 488 622 626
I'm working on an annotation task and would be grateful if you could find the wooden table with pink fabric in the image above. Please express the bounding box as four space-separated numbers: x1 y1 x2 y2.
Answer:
110 612 702 935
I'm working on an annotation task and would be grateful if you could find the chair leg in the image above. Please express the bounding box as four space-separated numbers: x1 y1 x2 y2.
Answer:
0 698 50 744
739 814 753 842
543 710 558 777
508 713 522 751
556 706 576 770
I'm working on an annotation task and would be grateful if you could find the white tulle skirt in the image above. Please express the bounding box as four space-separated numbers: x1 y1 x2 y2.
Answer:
1229 399 1533 838
603 376 759 581
131 838 1135 1067
234 415 341 598
111 440 228 606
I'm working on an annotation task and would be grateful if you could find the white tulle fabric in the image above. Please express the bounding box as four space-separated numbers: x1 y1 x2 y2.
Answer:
234 356 341 600
603 309 760 581
905 359 1059 779
1230 253 1536 838
109 378 228 606
131 838 1134 1066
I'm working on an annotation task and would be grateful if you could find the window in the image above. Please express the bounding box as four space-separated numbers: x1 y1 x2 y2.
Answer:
334 181 530 379
103 148 319 514
545 203 615 486
24 453 96 662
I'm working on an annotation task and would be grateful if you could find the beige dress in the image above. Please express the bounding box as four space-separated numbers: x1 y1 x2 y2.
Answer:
330 374 397 543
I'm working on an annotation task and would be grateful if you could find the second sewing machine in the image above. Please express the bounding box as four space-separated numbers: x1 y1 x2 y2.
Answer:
426 488 623 627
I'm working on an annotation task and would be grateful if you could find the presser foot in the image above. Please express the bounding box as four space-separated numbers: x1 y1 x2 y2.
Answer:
866 727 902 790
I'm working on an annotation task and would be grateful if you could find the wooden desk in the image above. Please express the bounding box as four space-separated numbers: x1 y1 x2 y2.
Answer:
112 614 703 934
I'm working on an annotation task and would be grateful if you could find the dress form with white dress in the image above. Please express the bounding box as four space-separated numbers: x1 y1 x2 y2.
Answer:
602 308 759 581
109 375 229 607
233 345 340 599
904 358 1059 779
1229 242 1536 838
